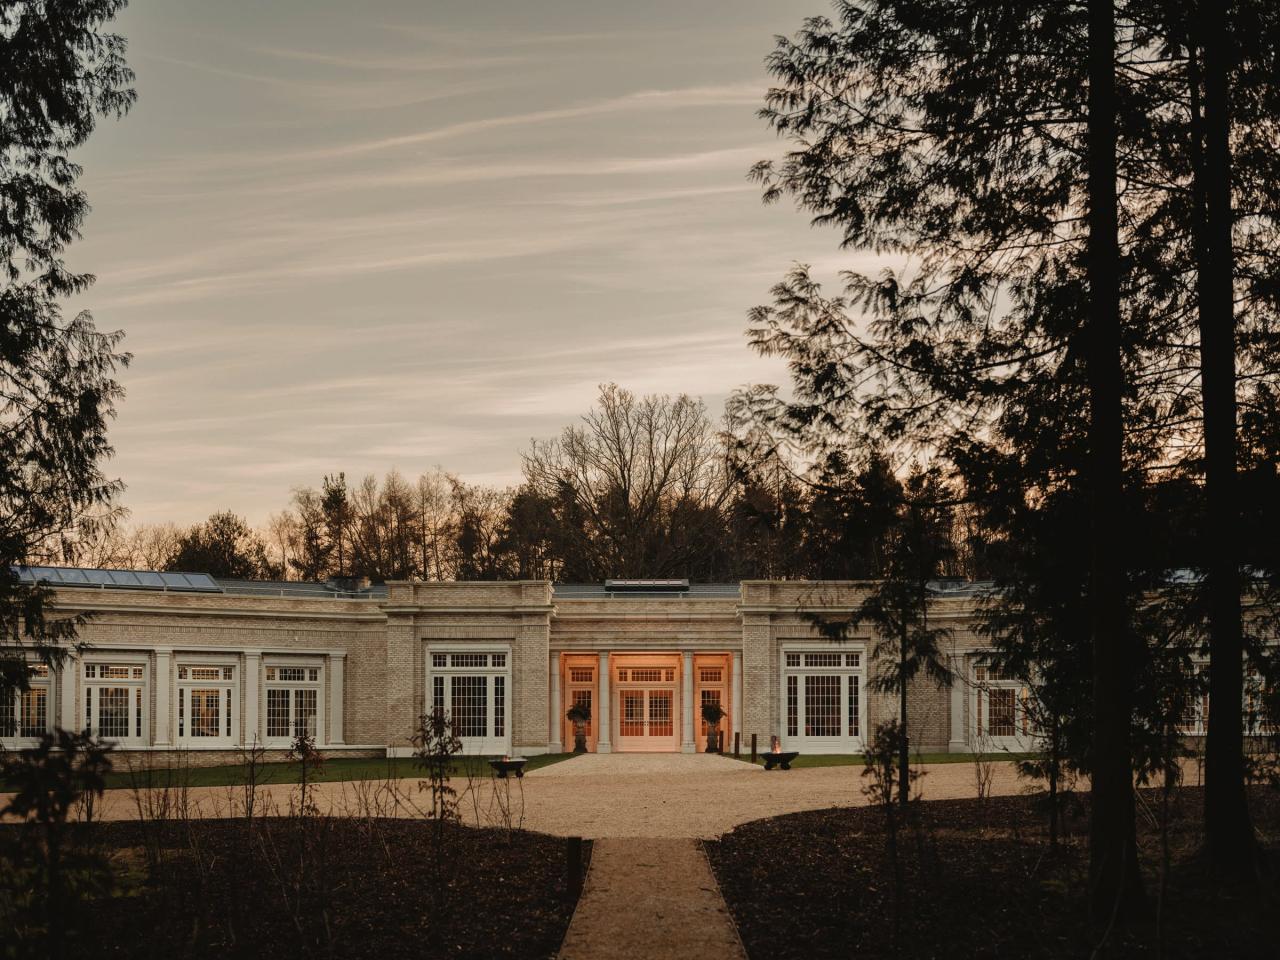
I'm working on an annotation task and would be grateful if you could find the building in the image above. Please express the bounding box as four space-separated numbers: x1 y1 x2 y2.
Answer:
0 568 1053 762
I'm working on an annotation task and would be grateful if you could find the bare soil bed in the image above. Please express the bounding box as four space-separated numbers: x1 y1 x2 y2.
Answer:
11 817 586 960
706 787 1279 960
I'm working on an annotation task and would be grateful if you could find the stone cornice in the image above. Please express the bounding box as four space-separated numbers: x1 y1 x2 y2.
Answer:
48 601 387 624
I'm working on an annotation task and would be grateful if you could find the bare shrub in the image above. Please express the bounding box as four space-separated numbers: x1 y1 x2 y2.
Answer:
412 709 463 912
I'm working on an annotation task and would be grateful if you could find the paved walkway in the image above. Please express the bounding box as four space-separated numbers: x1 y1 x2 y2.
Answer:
8 753 1039 838
558 837 745 960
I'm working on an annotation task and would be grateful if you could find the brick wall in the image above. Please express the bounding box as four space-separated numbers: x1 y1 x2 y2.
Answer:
12 579 1012 761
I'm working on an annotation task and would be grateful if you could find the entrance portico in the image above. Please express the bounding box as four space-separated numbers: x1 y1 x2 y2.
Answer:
553 650 736 754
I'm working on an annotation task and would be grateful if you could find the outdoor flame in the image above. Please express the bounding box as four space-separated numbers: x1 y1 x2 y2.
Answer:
771 736 781 754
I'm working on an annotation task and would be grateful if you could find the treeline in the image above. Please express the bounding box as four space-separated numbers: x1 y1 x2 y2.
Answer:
54 378 1263 591
58 384 991 583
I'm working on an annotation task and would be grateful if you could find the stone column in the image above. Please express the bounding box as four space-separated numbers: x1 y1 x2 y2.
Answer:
681 651 695 753
596 652 611 753
948 653 968 753
59 652 78 731
153 648 172 746
732 652 743 744
328 653 345 745
243 651 261 747
548 653 563 753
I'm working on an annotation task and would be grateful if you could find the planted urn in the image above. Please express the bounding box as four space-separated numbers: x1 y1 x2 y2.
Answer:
566 702 591 753
701 701 726 753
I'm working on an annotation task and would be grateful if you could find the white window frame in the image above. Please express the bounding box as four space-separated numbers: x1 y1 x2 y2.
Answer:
970 657 1037 752
262 659 325 746
0 659 54 746
425 643 512 755
1181 657 1276 738
779 645 865 754
175 658 239 748
84 656 149 746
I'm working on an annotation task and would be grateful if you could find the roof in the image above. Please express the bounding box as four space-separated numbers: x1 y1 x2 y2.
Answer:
11 565 387 600
554 583 741 599
15 565 221 593
214 578 388 600
13 565 1010 603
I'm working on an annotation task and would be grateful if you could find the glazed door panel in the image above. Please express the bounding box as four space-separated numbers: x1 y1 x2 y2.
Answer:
614 688 679 752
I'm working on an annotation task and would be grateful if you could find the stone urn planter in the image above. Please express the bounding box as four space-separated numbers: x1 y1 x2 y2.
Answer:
701 701 726 753
566 702 591 753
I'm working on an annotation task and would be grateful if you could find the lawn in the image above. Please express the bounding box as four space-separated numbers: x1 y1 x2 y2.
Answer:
707 786 1280 959
728 750 1034 768
103 752 576 790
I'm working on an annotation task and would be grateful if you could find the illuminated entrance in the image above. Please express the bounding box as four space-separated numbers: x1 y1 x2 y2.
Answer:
613 657 680 752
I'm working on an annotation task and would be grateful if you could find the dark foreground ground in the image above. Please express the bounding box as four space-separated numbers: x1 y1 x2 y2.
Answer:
2 817 586 959
707 786 1279 960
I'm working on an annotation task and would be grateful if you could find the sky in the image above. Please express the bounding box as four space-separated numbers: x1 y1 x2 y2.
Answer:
67 0 867 527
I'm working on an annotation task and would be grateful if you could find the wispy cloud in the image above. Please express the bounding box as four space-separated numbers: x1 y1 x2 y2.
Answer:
247 45 526 73
79 0 842 527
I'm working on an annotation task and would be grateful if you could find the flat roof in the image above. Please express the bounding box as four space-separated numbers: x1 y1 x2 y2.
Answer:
214 578 387 600
15 565 222 593
554 583 741 599
11 565 388 600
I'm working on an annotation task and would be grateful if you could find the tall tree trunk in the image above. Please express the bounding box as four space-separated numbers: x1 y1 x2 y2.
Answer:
1085 0 1146 923
1193 2 1258 880
898 631 910 807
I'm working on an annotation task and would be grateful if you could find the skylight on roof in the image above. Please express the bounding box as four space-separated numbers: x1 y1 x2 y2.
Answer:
14 566 223 594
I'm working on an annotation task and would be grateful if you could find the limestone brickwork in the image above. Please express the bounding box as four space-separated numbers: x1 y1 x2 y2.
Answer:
3 576 1014 759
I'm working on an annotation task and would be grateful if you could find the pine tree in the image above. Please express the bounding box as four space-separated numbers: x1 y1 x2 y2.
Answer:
0 0 134 694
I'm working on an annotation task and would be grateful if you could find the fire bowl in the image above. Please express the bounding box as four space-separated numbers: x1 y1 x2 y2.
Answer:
762 751 800 771
488 757 528 779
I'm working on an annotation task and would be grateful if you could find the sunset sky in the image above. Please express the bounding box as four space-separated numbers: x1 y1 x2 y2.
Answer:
69 0 873 527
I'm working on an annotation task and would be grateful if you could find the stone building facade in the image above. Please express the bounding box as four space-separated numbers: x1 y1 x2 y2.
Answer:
2 570 1043 762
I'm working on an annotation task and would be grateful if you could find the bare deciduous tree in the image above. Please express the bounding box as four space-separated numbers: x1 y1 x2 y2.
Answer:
522 383 734 580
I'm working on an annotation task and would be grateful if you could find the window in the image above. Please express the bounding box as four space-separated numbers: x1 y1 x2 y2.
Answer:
177 663 237 746
804 675 841 736
786 675 798 737
804 653 842 667
700 688 722 737
266 666 318 683
974 661 1034 744
648 690 673 737
428 648 511 750
570 690 592 737
84 661 147 745
494 676 505 738
264 662 322 744
569 667 593 683
1244 668 1273 737
451 675 488 737
1176 663 1275 737
1 662 52 741
848 675 860 737
619 667 673 682
985 688 1016 737
781 649 864 752
700 668 723 683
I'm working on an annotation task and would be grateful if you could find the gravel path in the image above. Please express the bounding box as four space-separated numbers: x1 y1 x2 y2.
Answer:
10 753 1043 838
558 837 745 960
